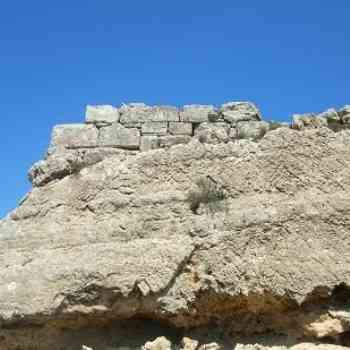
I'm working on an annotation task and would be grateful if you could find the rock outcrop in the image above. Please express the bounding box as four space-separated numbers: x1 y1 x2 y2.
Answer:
1 101 350 349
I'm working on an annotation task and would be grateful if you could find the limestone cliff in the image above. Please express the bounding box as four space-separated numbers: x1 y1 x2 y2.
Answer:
1 102 350 350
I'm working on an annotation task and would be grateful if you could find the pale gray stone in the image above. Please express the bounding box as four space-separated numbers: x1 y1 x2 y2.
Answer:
85 105 120 125
180 105 215 123
339 105 350 124
290 344 347 350
317 108 340 123
143 337 172 350
48 124 98 154
99 123 140 149
151 106 179 122
342 115 350 124
120 102 148 110
82 346 94 350
198 343 221 350
229 127 237 139
5 102 350 349
119 104 152 124
181 337 199 350
159 135 192 148
169 122 193 135
140 136 160 152
236 121 270 140
142 122 168 135
208 111 223 122
220 101 261 123
292 114 328 130
338 105 350 117
120 105 179 124
28 148 136 187
194 122 230 144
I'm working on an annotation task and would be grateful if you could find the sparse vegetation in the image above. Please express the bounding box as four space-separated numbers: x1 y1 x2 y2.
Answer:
327 121 350 132
188 175 226 214
268 121 285 131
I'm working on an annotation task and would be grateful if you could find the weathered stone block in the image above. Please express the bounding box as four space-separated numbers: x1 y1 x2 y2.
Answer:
48 124 98 154
208 111 222 122
119 105 151 124
168 122 193 135
143 337 172 350
181 337 199 350
151 106 179 122
120 102 148 110
180 105 215 123
29 148 128 187
220 101 261 123
99 123 140 149
342 115 350 124
85 105 120 125
317 108 340 123
236 121 269 140
339 105 350 117
140 136 160 152
339 105 350 124
229 127 237 139
194 122 230 144
292 114 328 130
141 122 168 135
159 135 191 148
120 105 179 124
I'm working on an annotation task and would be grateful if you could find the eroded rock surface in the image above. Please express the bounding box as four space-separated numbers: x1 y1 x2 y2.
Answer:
2 102 350 349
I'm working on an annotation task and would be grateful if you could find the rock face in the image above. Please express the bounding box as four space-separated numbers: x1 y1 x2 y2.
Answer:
2 101 350 350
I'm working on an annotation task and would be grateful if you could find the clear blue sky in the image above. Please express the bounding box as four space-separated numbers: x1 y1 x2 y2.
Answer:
1 1 350 218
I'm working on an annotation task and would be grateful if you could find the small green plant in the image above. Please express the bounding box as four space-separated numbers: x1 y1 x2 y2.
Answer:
188 175 226 214
268 121 284 131
327 121 350 132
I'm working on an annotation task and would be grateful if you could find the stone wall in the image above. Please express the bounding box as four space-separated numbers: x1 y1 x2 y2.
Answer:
49 102 267 154
28 101 350 187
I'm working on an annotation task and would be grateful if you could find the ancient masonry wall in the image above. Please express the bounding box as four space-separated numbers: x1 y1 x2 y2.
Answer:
49 102 267 154
28 101 350 187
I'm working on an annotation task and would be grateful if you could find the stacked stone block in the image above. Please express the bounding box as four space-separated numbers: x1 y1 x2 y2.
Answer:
41 101 350 158
28 101 350 187
292 106 350 131
59 101 268 153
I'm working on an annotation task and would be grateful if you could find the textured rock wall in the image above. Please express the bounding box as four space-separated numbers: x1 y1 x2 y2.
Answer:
2 101 350 350
28 102 350 187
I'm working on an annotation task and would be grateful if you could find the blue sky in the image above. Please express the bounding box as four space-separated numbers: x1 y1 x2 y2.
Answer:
1 1 350 217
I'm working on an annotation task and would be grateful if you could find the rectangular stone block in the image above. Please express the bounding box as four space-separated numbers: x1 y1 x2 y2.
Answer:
236 121 269 140
49 124 98 154
159 135 192 148
141 122 168 136
85 105 120 125
120 106 179 124
140 136 160 152
220 102 261 123
120 108 151 124
168 122 193 135
180 105 215 123
99 123 140 149
151 106 179 122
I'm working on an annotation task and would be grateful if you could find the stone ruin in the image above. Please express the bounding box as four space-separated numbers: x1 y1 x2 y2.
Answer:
3 100 350 350
28 101 350 188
